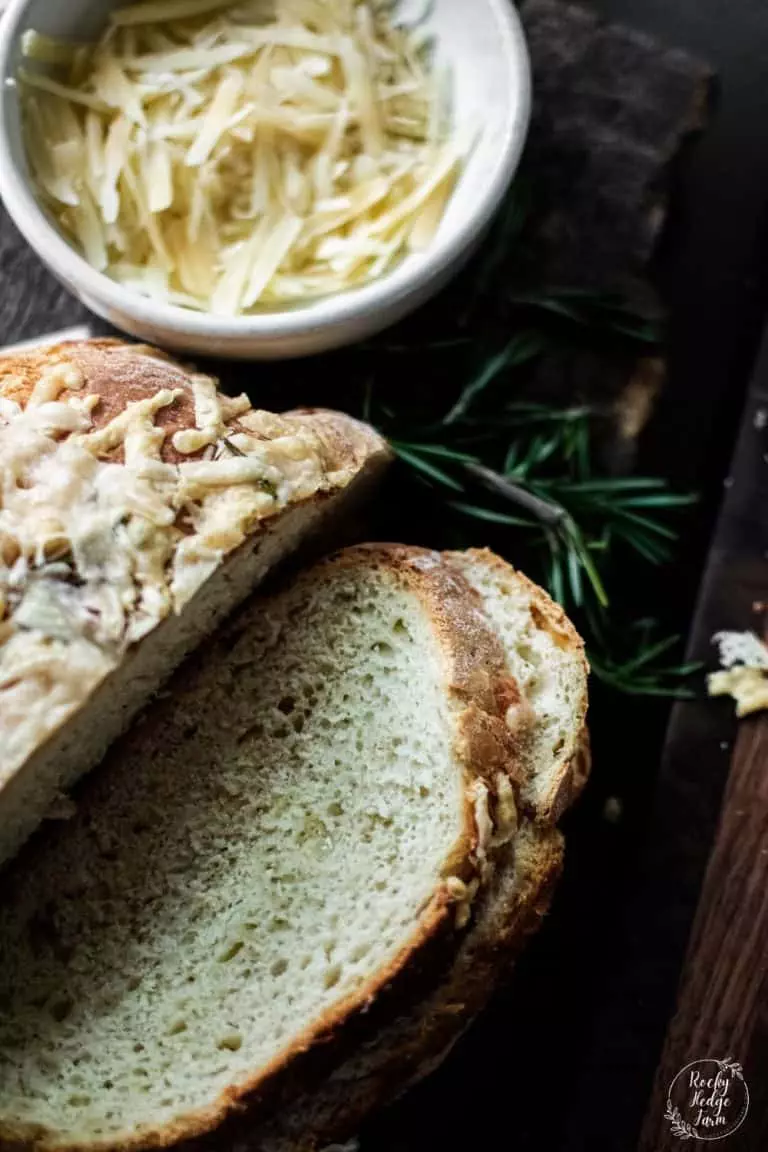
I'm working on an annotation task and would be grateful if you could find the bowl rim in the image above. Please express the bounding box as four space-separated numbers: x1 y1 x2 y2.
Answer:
0 0 531 343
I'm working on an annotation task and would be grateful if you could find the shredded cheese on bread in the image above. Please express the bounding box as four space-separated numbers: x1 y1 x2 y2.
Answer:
20 0 462 314
0 352 341 782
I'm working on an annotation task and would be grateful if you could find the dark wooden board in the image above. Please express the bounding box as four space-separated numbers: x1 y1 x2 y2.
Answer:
636 330 768 1149
642 719 768 1150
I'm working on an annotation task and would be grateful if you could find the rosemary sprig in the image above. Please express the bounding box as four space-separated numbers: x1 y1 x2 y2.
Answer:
585 615 703 699
443 333 546 425
380 402 697 697
510 288 662 345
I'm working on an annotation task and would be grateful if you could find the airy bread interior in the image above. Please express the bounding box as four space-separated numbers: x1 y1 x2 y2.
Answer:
0 554 497 1149
255 823 564 1152
252 553 589 1152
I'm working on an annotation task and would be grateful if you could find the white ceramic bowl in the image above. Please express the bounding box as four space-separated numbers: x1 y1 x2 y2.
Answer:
0 0 530 360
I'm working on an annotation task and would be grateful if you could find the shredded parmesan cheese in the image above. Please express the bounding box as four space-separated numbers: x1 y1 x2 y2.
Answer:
20 0 461 314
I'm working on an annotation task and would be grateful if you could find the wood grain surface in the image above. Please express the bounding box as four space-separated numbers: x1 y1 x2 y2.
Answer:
639 327 768 1150
641 716 768 1150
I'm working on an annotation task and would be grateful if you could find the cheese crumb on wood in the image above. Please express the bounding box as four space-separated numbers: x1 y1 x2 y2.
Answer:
708 630 768 717
20 0 462 314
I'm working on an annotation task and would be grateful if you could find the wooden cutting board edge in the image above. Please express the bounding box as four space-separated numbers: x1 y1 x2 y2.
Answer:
639 327 768 1151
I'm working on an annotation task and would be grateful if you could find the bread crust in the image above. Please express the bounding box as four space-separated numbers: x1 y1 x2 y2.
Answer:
0 547 528 1152
445 549 591 823
243 825 565 1152
0 341 390 475
283 410 393 484
0 339 392 865
231 552 589 1152
0 340 199 464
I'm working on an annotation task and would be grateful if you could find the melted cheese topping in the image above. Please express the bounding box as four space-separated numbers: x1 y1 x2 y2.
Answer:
0 361 335 780
20 0 462 314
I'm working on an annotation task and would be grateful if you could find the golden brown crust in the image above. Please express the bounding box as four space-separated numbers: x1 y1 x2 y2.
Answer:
446 548 591 823
568 725 592 805
0 340 201 463
0 342 396 478
0 546 527 1152
326 544 530 742
284 409 394 480
455 547 587 667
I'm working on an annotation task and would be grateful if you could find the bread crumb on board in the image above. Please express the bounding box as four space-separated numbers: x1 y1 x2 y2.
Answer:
43 793 77 822
708 630 768 717
602 796 623 824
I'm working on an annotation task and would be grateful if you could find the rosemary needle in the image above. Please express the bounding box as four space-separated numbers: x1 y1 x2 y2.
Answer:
462 461 569 529
384 405 693 694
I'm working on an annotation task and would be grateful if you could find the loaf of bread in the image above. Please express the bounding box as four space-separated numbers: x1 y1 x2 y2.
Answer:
0 340 591 1152
0 544 589 1152
255 550 589 1151
0 545 531 1150
0 339 390 866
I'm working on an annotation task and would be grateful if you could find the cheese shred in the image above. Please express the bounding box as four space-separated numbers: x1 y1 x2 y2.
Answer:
20 0 461 314
708 630 768 718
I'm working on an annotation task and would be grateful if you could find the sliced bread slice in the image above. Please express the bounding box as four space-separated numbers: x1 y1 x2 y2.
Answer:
447 549 590 822
0 546 527 1152
0 339 390 866
253 822 564 1152
249 552 590 1152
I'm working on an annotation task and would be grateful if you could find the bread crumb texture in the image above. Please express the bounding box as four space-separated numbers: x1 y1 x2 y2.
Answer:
0 342 355 788
0 558 485 1146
